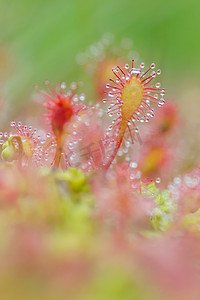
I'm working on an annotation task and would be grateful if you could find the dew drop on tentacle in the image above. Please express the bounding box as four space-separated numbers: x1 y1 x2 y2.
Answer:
156 177 161 184
80 93 85 101
61 82 66 89
125 64 129 70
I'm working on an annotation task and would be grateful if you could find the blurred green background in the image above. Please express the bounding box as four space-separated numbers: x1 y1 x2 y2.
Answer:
0 0 200 120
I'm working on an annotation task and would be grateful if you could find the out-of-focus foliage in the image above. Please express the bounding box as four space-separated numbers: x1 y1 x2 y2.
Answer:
0 162 200 300
146 182 175 231
0 0 200 114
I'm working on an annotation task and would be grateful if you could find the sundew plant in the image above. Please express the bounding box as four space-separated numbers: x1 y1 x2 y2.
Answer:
0 35 200 300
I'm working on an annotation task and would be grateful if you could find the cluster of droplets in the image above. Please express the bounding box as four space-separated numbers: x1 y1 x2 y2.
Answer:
104 61 165 139
128 161 162 192
33 131 53 166
0 131 10 145
41 81 86 128
76 33 136 68
0 121 37 145
59 108 99 172
169 168 200 202
62 117 84 169
1 121 52 166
